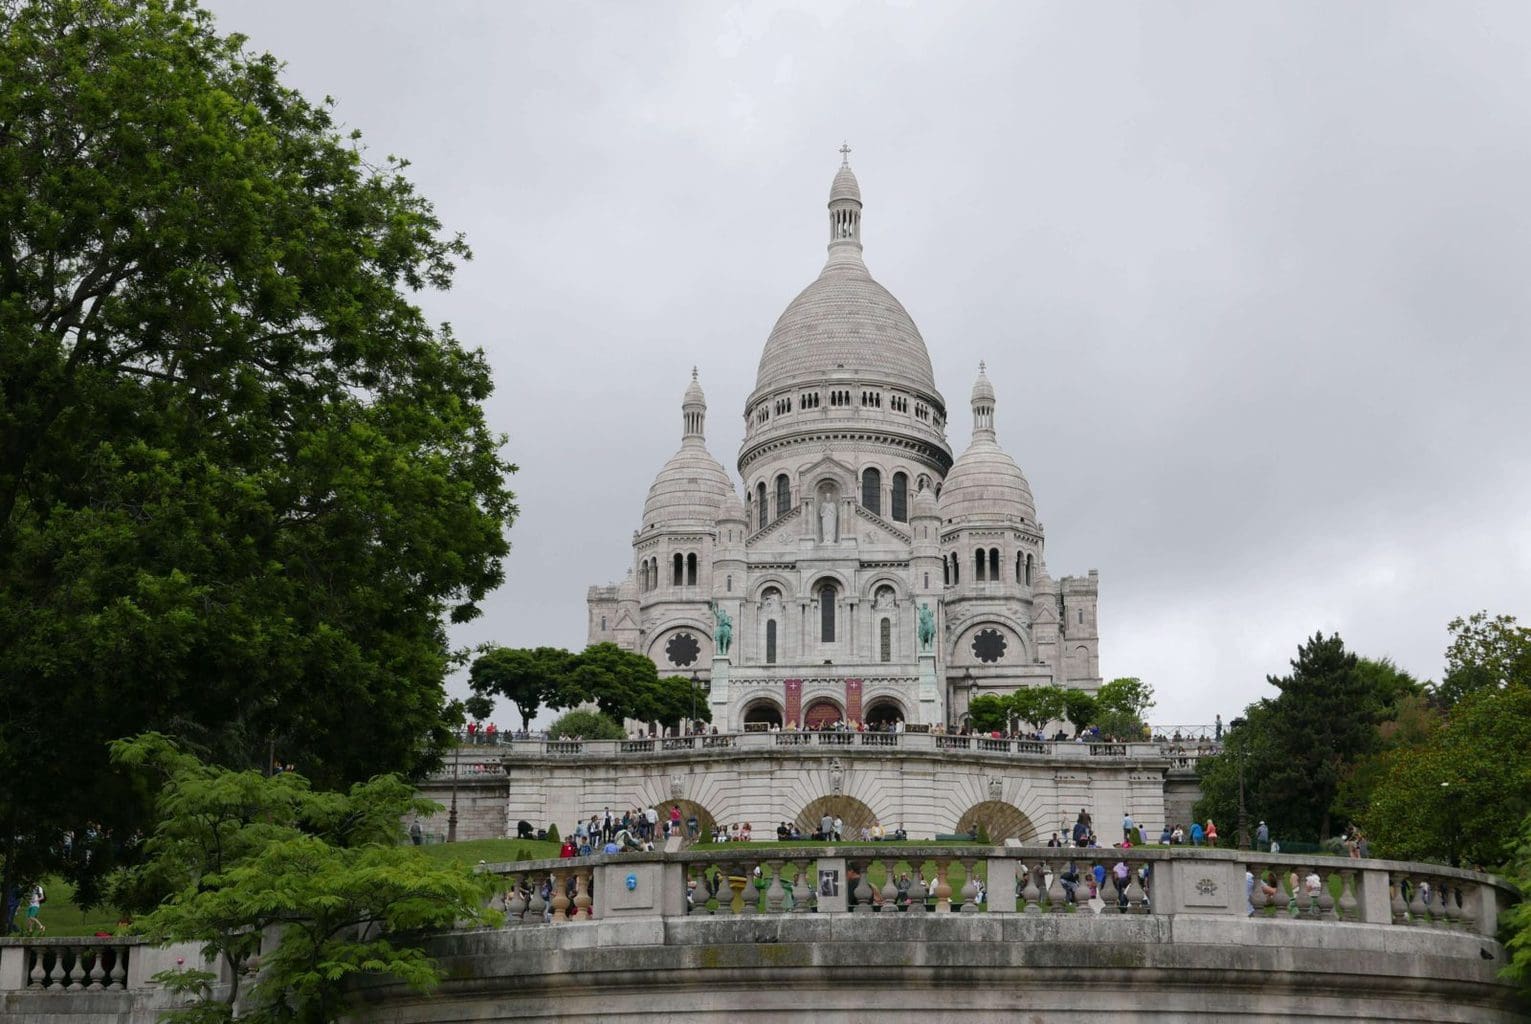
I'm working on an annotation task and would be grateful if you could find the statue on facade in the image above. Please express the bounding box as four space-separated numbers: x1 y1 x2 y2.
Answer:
829 758 844 795
713 602 732 657
818 492 838 543
917 603 936 653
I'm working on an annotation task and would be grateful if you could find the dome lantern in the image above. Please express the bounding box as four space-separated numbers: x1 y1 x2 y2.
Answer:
828 143 863 253
971 360 997 440
682 366 706 442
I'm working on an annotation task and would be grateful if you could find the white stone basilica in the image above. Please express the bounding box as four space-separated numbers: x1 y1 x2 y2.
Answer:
587 156 1101 731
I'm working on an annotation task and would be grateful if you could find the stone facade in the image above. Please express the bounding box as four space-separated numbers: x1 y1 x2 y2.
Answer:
588 157 1101 731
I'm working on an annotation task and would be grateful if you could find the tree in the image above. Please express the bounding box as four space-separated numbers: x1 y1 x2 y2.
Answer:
966 694 1010 733
548 709 625 741
1500 809 1531 997
555 643 658 722
642 675 712 730
1062 689 1098 737
110 734 494 1024
1096 677 1156 720
1362 685 1531 867
469 646 572 731
1010 686 1067 733
1436 611 1531 708
0 0 516 904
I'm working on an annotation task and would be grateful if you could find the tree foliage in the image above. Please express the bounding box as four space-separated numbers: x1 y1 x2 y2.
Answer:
468 646 571 730
547 709 625 741
966 694 1009 733
110 734 494 1024
1500 809 1531 997
0 0 516 902
1436 611 1531 709
1062 690 1099 737
1010 686 1067 733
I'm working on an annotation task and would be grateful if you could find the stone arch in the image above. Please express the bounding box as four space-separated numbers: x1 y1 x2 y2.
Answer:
796 794 878 838
863 696 906 728
955 800 1039 843
863 573 905 603
661 798 716 842
947 615 1032 666
647 621 712 672
805 567 852 593
802 697 843 729
742 697 783 728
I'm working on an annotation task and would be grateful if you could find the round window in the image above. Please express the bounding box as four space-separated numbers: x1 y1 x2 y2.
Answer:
666 632 701 667
971 628 1007 664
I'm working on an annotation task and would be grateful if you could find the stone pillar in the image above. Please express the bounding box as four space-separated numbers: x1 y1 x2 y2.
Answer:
710 654 731 729
917 652 942 726
815 857 848 913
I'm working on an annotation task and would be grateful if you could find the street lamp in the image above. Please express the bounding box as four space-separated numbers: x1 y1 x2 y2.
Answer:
690 669 700 735
1441 781 1461 868
1230 716 1249 850
446 735 460 843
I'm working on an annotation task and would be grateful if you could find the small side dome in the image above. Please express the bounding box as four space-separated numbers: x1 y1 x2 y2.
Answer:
938 444 1036 525
912 484 939 520
642 448 734 529
971 361 996 404
718 490 748 524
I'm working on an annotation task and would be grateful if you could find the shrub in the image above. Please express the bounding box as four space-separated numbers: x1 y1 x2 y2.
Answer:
549 708 625 740
545 824 560 845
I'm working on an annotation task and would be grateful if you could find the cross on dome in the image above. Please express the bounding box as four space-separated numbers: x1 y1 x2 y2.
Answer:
839 141 852 166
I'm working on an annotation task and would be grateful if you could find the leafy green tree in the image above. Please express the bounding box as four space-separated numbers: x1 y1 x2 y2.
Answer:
0 0 515 903
1062 689 1098 737
1011 686 1067 733
554 643 657 722
966 694 1010 733
1096 677 1156 721
1435 611 1531 708
641 675 712 730
110 734 494 1024
1362 685 1531 867
469 646 573 731
1500 809 1531 997
548 709 625 741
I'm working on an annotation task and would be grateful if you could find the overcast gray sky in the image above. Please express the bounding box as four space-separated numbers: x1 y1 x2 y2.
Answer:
206 0 1531 727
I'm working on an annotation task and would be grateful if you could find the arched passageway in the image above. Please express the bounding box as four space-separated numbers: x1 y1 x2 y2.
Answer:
742 699 783 729
796 795 880 839
803 698 843 730
863 698 905 729
954 801 1038 844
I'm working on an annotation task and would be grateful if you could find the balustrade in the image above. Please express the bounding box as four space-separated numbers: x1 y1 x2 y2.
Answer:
18 942 131 991
471 848 1507 939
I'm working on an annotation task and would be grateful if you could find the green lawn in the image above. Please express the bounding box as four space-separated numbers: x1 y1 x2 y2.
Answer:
22 878 124 938
416 837 561 865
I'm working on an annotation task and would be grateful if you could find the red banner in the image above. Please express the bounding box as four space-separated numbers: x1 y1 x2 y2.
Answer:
846 678 863 726
784 678 802 729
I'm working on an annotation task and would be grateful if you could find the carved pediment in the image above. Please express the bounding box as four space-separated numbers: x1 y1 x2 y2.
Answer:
798 454 857 492
851 504 911 545
747 504 802 546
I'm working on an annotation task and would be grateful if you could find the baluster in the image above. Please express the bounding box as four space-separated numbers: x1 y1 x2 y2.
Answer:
1407 874 1429 925
47 949 66 988
1020 861 1041 914
726 866 749 916
88 949 106 990
28 950 46 988
906 871 929 914
1445 881 1466 929
573 869 593 919
933 859 953 913
788 860 811 913
957 858 979 913
550 870 570 923
1389 873 1409 925
1124 863 1147 915
63 946 85 991
505 873 528 925
853 865 875 914
1294 868 1314 918
1337 869 1358 922
1046 860 1066 914
765 860 787 914
1315 866 1336 921
528 876 548 923
880 859 899 912
1248 865 1268 912
109 947 127 990
684 864 704 914
1427 877 1447 928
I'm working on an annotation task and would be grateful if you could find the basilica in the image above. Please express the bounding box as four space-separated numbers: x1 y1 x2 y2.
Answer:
587 156 1101 731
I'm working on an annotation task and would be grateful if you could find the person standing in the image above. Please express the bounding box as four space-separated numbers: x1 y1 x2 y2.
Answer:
1122 812 1135 844
23 883 44 935
409 819 423 846
1256 821 1270 850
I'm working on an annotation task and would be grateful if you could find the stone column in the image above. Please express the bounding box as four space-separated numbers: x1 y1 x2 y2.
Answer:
917 651 941 726
709 653 731 730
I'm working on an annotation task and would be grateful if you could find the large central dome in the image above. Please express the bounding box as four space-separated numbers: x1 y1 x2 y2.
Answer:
752 161 938 399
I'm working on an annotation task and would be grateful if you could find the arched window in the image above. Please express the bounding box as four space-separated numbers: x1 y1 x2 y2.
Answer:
766 620 777 664
975 548 986 582
861 468 881 515
686 552 697 586
756 482 768 530
880 618 892 662
775 474 790 521
819 583 837 643
989 548 1000 580
951 552 959 585
1025 554 1033 586
891 472 908 522
673 553 683 586
943 558 950 586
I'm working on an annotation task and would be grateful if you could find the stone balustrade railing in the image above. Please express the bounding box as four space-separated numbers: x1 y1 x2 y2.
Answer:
480 845 1510 939
442 731 1163 768
2 938 133 991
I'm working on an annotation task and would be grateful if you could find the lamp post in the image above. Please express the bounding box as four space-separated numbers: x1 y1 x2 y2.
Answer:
690 669 699 735
446 738 460 843
1441 781 1461 868
1231 716 1249 850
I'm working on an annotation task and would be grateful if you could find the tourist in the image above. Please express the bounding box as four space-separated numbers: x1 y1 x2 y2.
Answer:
409 819 423 845
24 883 45 935
820 813 833 840
1205 819 1218 846
1255 821 1270 850
833 815 844 841
1122 811 1135 843
669 804 682 838
1047 832 1061 848
1189 821 1204 846
1158 825 1171 845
